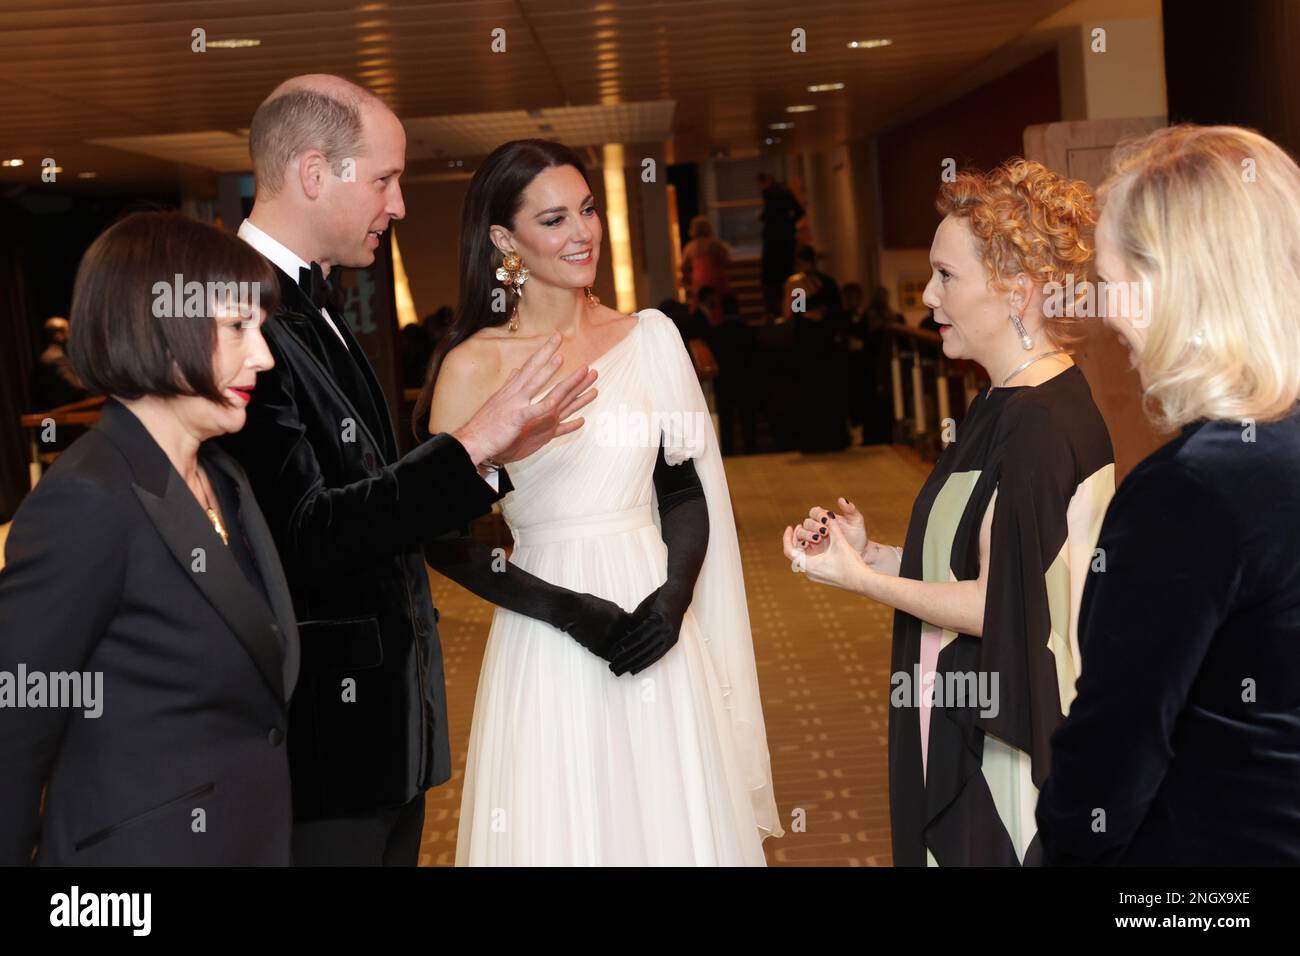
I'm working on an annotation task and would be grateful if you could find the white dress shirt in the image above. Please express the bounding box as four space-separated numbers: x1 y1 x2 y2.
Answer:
237 219 349 350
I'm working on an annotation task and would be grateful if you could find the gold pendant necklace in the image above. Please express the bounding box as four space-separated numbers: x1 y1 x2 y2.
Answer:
195 467 229 546
206 506 229 547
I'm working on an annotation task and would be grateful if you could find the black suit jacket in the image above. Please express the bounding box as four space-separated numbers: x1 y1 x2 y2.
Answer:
220 262 510 820
0 398 300 865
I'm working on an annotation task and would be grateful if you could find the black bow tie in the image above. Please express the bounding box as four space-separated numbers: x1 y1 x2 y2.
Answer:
299 261 342 316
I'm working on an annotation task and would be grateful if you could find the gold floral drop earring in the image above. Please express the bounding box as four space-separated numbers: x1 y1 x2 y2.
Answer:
496 251 529 332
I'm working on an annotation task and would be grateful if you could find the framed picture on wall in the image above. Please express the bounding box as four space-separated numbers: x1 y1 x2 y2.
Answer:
898 272 930 311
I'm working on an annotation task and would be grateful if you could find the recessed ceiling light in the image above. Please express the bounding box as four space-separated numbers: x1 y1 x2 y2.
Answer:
2 159 24 167
848 38 892 49
207 38 261 49
785 105 817 113
808 83 845 93
769 122 794 130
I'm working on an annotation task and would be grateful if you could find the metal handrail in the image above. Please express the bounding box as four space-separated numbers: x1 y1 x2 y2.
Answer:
20 395 105 487
885 325 986 458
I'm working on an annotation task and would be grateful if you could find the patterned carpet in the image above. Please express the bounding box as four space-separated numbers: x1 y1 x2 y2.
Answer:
419 444 930 867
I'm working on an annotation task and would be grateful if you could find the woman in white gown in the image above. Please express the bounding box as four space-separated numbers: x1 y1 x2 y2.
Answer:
415 139 782 865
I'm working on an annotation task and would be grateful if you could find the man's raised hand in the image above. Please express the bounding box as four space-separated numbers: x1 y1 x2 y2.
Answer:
452 333 599 466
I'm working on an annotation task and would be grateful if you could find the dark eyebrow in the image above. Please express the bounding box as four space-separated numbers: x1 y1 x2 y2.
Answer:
536 194 595 217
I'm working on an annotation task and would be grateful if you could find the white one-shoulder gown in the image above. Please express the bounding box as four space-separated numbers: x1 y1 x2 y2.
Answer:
454 308 782 866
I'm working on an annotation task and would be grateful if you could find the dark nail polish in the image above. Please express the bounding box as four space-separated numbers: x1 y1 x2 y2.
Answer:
820 516 828 524
828 511 836 518
812 533 820 541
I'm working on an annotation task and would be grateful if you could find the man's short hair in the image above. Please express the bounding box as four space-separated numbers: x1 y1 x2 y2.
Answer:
248 87 368 195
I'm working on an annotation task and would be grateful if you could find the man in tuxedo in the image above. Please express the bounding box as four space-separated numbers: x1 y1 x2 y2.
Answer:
222 74 597 865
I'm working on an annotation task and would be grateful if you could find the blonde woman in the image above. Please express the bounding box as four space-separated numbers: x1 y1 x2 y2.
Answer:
1037 125 1300 865
783 160 1115 865
681 215 731 323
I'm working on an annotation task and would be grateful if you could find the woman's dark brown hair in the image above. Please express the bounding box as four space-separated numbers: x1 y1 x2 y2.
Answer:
68 210 279 402
411 138 593 439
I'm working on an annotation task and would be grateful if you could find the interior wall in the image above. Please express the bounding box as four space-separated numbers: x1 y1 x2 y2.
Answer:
802 144 867 290
1163 0 1300 157
877 49 1063 251
391 176 470 323
870 49 1064 324
1079 16 1167 119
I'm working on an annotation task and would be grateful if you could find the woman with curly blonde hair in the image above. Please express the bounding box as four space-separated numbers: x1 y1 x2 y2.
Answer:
1036 125 1300 865
782 159 1116 865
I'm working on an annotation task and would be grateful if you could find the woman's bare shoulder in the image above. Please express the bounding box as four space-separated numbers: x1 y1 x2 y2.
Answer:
429 330 507 432
590 303 640 332
441 327 506 380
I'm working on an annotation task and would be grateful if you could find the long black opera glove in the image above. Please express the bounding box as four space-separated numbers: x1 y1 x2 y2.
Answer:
609 440 710 676
423 532 635 663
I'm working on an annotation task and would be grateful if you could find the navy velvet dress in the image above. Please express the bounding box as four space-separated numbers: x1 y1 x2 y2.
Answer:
1037 408 1300 864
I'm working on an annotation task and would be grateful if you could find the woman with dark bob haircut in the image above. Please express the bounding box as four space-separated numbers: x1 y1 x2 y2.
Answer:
0 211 303 865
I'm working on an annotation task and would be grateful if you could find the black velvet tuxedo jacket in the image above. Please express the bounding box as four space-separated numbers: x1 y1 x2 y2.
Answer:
0 399 300 864
220 262 510 821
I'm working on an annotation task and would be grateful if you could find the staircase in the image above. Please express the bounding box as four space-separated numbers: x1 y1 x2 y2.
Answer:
726 254 766 321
